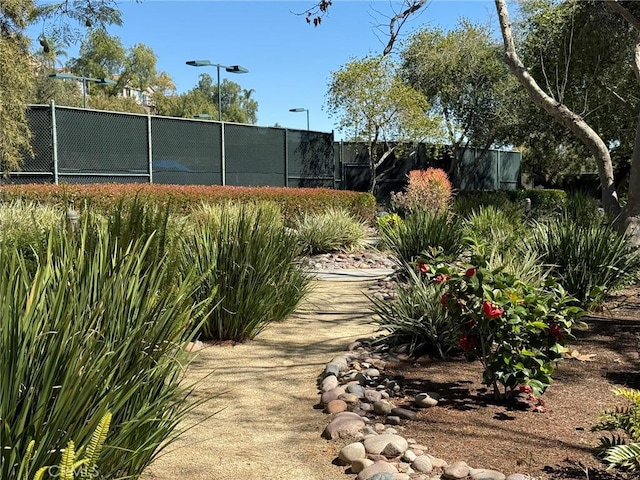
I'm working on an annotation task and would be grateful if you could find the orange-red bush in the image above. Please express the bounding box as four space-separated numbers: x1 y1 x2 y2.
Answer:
0 184 376 224
391 168 452 214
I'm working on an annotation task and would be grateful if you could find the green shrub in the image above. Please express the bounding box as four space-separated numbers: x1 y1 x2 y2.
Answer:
454 189 567 218
593 388 640 471
419 248 584 400
183 202 312 342
0 221 207 479
294 206 368 254
381 210 464 268
529 217 640 308
370 266 460 359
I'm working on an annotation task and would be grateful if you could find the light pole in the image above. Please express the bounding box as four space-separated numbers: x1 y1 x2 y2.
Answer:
48 73 117 108
186 60 249 121
289 107 309 130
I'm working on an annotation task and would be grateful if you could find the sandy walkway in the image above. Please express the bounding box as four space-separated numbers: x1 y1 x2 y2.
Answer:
143 278 378 480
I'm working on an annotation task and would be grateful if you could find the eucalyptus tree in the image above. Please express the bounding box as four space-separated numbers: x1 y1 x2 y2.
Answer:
326 54 439 193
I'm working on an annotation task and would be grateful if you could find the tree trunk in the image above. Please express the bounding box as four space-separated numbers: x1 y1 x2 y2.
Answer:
622 35 640 243
494 0 622 218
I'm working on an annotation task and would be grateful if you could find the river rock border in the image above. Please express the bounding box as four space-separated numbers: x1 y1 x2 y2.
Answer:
316 338 534 480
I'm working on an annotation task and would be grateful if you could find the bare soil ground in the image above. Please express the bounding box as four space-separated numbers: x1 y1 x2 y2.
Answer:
377 286 640 480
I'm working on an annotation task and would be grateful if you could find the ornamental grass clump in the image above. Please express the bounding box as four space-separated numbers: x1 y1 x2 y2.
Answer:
391 168 452 215
0 201 64 270
529 216 640 309
418 248 584 401
184 202 312 342
381 209 464 269
293 206 369 255
369 266 460 360
0 220 209 479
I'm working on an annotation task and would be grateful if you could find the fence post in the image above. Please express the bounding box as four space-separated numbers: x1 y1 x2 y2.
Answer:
496 149 501 190
220 122 226 186
50 100 59 185
332 131 337 189
284 129 289 187
147 113 153 183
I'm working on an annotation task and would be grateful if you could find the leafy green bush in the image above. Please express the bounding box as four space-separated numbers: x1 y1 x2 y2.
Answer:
593 388 640 471
293 206 368 254
454 189 567 218
419 248 584 400
184 202 312 341
0 221 206 479
380 210 464 268
370 266 460 359
529 217 640 308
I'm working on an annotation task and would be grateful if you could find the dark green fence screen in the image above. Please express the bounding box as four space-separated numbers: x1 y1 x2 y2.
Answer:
12 105 521 198
10 104 335 188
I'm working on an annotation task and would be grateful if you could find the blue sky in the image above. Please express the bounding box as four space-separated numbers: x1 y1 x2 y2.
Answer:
33 0 499 136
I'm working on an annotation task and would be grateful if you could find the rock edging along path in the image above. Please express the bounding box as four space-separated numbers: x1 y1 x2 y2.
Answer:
142 276 383 480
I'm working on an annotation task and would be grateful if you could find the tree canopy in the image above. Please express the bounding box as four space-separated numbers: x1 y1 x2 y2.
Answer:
326 54 439 192
400 20 524 186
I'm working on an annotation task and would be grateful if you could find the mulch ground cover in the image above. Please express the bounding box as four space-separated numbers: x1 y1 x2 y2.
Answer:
375 286 640 480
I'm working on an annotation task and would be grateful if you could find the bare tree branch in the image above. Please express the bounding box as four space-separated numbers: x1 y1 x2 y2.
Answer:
383 0 428 55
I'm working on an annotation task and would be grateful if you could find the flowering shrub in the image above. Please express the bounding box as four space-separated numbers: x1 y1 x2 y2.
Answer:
418 248 585 400
391 168 452 214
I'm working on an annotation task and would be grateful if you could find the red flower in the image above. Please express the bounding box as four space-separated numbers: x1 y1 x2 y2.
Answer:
440 293 449 308
418 263 429 274
519 384 533 395
465 267 477 277
435 274 449 284
550 323 562 340
458 334 476 352
482 301 504 318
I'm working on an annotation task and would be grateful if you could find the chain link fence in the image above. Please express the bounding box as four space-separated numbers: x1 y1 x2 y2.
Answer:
8 103 335 188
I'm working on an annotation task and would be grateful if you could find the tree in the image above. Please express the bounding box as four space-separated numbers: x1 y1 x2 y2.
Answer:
307 0 640 241
326 54 439 193
68 29 125 79
400 20 524 187
506 1 638 189
0 0 34 172
1 0 122 171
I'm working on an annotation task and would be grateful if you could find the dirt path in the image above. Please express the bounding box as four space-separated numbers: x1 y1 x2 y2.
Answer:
143 278 378 480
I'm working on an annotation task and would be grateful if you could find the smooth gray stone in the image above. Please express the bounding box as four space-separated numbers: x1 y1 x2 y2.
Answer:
469 468 506 480
444 460 470 479
347 383 367 398
339 441 367 463
356 461 398 480
385 415 401 425
321 412 365 440
364 389 383 402
412 455 434 473
391 407 417 420
363 433 409 456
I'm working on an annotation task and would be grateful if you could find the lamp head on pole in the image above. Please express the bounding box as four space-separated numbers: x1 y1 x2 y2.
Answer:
186 60 213 67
